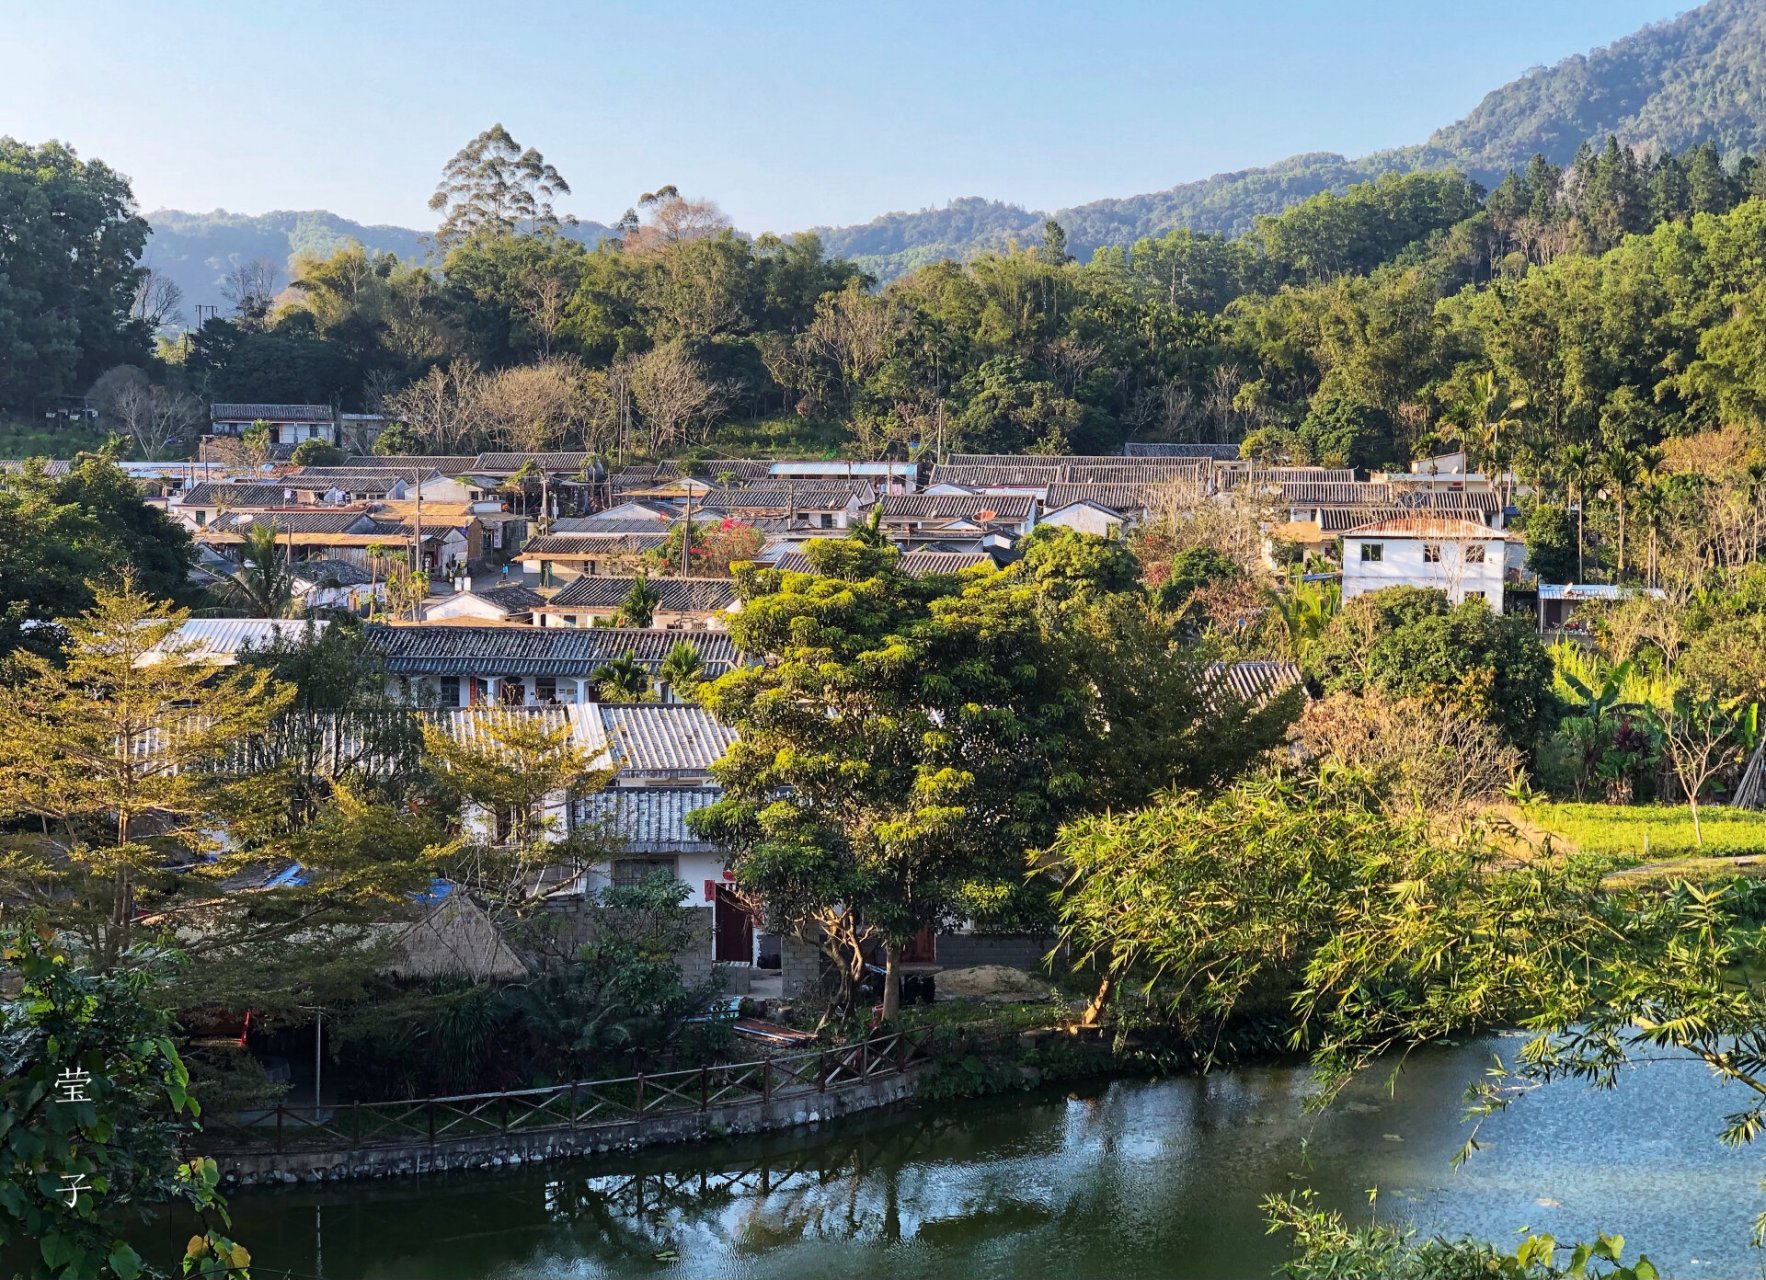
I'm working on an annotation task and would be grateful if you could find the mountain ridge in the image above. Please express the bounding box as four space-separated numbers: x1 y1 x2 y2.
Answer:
144 0 1766 298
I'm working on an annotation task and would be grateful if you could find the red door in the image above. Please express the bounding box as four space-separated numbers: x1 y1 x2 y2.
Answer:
714 886 753 963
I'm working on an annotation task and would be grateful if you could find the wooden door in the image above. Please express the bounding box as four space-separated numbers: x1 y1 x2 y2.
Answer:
714 886 753 964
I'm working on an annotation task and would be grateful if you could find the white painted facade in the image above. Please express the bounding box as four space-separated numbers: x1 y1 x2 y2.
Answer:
1340 517 1507 613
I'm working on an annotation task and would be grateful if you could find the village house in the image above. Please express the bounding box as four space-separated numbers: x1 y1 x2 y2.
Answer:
369 624 741 707
421 583 548 625
531 576 739 630
208 403 340 448
290 559 384 614
1341 515 1509 612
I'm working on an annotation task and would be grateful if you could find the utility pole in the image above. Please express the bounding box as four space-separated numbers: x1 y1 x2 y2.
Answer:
681 484 693 576
412 470 425 619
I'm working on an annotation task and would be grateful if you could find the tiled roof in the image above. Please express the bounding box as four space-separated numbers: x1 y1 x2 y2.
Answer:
574 786 722 852
682 459 776 481
700 483 872 512
345 454 481 474
1244 467 1357 485
461 584 548 614
1315 505 1490 532
1204 660 1306 710
1343 515 1507 538
519 533 668 558
291 559 375 587
545 576 737 612
1277 480 1396 505
1125 442 1242 460
218 511 371 535
550 514 674 534
177 483 294 507
212 403 333 422
369 625 740 677
881 494 1033 521
1042 482 1155 512
1 458 75 476
765 548 994 577
284 468 418 491
473 452 597 473
601 704 736 774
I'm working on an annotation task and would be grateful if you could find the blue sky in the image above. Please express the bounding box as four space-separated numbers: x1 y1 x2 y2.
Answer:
7 0 1677 233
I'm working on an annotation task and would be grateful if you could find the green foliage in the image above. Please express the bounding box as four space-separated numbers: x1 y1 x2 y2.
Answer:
1311 586 1557 750
0 453 197 658
1 926 249 1280
1521 501 1578 583
0 138 150 412
1529 801 1766 863
288 439 345 467
615 573 659 628
1268 1191 1658 1280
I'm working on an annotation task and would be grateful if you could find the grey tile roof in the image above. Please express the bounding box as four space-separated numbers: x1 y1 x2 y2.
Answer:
574 787 722 853
545 576 736 612
284 468 417 491
345 454 482 474
548 517 676 535
520 533 668 558
291 558 374 587
218 511 372 535
683 459 775 481
473 452 597 473
1042 483 1153 512
460 584 548 614
700 483 872 512
768 549 993 577
601 704 736 774
1124 442 1242 459
177 482 294 507
881 493 1033 521
368 625 740 678
212 403 333 422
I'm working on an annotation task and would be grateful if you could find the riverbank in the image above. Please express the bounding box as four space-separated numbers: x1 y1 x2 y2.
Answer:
201 1036 1762 1280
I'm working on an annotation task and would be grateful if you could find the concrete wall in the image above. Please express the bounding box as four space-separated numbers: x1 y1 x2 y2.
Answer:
214 1065 928 1187
780 936 826 1001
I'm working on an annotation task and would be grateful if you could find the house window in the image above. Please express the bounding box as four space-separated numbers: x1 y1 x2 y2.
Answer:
563 615 579 628
534 677 557 703
1423 543 1442 563
1464 544 1487 564
437 676 461 706
1359 542 1383 562
612 857 677 888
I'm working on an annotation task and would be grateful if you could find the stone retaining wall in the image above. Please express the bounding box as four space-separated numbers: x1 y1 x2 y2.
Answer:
216 1065 928 1187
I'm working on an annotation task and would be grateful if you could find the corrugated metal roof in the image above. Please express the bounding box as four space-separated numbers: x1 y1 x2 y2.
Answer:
1538 583 1667 601
602 704 736 774
139 618 331 666
545 576 736 612
369 624 740 677
574 786 722 852
700 483 873 512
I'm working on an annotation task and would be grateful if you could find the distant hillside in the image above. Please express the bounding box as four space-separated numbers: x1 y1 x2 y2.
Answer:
142 210 610 319
145 0 1766 289
820 0 1766 277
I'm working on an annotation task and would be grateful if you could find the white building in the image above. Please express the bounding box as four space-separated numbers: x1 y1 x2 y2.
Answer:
1340 515 1508 613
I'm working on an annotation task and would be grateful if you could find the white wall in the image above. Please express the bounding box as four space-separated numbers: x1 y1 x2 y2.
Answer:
1342 533 1506 612
1039 504 1126 538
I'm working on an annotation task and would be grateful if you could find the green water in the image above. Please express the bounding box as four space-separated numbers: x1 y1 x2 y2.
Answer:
212 1036 1765 1279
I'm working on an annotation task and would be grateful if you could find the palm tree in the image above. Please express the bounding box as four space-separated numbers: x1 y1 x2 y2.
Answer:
616 573 661 628
1457 370 1527 508
590 652 654 703
217 523 296 617
658 640 704 701
1602 447 1646 580
1268 579 1338 662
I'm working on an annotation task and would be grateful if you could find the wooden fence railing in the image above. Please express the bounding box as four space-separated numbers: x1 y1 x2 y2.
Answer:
201 1027 941 1155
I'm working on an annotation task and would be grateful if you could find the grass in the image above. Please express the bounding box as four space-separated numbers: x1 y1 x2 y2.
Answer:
1525 801 1766 866
0 419 130 460
697 414 859 460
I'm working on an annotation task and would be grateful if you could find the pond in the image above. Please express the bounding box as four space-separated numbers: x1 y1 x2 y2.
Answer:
211 1036 1765 1279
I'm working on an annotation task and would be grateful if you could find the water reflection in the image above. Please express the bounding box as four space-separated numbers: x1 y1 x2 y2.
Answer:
216 1038 1766 1280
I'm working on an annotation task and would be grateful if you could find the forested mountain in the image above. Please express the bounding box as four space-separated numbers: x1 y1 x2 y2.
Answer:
816 0 1766 275
139 0 1766 288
